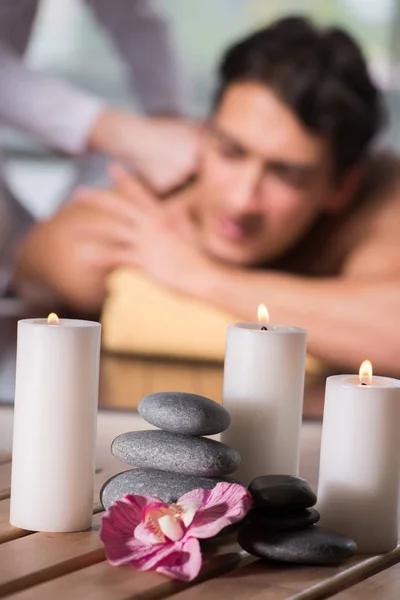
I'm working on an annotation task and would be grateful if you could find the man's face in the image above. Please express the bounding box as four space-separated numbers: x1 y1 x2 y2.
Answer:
194 82 337 266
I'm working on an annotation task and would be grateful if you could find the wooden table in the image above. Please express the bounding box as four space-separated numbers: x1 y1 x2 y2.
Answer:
0 355 399 599
98 353 327 419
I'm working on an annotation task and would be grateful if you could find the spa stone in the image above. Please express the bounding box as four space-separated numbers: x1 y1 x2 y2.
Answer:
138 391 230 436
246 507 320 532
100 468 235 507
112 430 241 477
249 475 317 509
238 524 357 565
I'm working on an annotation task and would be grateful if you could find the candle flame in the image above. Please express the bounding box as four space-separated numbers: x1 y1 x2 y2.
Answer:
257 304 269 323
359 360 372 385
47 312 59 325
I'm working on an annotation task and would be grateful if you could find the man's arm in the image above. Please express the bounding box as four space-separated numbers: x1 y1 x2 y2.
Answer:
194 261 400 374
97 166 400 375
93 167 400 375
13 188 139 314
185 213 400 376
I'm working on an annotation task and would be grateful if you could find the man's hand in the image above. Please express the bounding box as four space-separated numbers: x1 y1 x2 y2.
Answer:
14 189 138 313
75 165 216 296
89 109 200 194
15 166 212 313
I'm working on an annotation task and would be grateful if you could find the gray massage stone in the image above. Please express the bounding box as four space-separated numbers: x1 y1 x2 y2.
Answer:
238 525 357 565
246 507 320 532
249 475 317 509
138 391 230 436
112 430 241 477
100 468 235 507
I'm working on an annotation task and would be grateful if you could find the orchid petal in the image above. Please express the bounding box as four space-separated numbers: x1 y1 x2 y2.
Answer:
135 502 175 544
114 538 177 571
178 498 201 528
180 482 252 538
134 521 165 545
158 514 184 541
100 494 164 564
100 484 249 581
156 537 202 581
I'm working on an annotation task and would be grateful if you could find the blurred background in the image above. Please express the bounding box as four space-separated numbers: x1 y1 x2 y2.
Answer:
1 0 400 220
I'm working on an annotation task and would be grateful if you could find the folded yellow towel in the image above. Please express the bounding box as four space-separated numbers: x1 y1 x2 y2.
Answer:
102 269 237 361
101 268 326 376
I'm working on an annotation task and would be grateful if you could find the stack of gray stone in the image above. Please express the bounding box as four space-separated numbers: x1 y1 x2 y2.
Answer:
101 392 240 507
239 475 358 565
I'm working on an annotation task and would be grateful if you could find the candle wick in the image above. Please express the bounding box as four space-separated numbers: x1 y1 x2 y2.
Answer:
361 382 367 386
261 326 268 331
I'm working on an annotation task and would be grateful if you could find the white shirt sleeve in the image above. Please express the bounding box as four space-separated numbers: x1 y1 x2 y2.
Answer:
0 41 105 155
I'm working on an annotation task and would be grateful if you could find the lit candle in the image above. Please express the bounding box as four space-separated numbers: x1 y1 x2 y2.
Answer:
221 305 307 484
10 314 101 532
317 361 400 553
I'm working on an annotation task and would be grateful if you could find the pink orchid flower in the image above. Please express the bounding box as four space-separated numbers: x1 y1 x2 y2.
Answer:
100 482 252 582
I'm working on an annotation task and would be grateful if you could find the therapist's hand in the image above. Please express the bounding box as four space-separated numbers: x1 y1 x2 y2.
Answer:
89 108 200 194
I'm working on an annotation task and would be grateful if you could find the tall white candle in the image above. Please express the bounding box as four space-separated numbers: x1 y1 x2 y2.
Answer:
10 315 101 532
221 308 307 485
317 363 400 553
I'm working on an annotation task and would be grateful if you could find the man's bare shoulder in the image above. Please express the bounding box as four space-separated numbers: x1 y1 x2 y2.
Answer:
360 149 400 201
281 150 400 277
163 179 199 220
341 150 400 276
348 150 400 233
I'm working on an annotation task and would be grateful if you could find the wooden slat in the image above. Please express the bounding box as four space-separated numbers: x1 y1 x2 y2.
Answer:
0 499 28 544
98 355 327 415
0 462 11 500
0 452 11 465
198 364 223 403
291 548 400 600
0 461 123 544
164 559 354 600
303 380 325 420
147 360 199 395
168 547 400 600
299 422 322 492
330 561 400 599
0 514 105 597
7 548 244 600
99 355 225 410
100 356 151 410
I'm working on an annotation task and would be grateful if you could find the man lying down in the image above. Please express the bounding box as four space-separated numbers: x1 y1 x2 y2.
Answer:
13 17 400 375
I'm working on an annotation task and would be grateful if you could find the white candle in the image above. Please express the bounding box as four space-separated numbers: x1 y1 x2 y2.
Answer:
10 315 101 532
221 306 307 485
317 362 400 553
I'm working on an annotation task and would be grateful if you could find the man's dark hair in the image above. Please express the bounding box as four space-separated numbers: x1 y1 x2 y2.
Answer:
216 16 385 181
